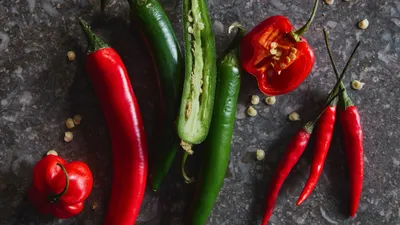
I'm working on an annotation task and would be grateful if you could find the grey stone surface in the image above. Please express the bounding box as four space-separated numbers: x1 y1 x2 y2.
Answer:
0 0 399 224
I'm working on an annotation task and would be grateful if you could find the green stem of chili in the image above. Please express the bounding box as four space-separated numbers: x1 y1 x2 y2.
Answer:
323 30 361 109
291 0 319 42
79 19 109 53
48 163 69 203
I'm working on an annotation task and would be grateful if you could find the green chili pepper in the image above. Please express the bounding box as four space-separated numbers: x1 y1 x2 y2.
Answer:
186 24 243 225
127 0 184 191
177 0 217 145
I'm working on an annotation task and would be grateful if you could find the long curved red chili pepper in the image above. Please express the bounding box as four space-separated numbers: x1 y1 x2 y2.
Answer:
80 19 148 225
261 125 313 225
323 31 363 217
296 104 336 206
261 52 349 224
297 32 362 208
340 105 363 217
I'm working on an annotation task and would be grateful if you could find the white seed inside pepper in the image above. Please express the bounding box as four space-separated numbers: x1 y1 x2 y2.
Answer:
256 149 265 161
358 19 369 30
265 96 276 105
251 95 260 105
65 118 75 129
67 51 76 61
288 112 300 121
247 106 257 117
351 80 365 90
64 131 73 142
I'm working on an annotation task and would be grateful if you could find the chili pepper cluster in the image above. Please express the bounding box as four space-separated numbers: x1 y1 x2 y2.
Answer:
26 0 365 224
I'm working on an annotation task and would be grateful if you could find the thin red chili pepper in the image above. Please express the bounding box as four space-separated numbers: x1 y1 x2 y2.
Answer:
80 20 148 225
324 30 363 217
296 104 336 206
340 105 363 217
261 124 313 225
297 32 362 207
261 77 346 225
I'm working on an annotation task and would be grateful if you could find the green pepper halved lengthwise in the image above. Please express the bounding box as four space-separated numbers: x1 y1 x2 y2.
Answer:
186 24 243 225
177 0 217 145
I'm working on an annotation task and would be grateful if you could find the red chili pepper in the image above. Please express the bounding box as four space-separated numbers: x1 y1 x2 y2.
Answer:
262 61 347 224
323 31 363 217
261 125 313 225
79 20 148 224
340 105 363 217
297 32 362 207
240 0 319 96
28 152 93 219
323 31 363 216
296 104 336 206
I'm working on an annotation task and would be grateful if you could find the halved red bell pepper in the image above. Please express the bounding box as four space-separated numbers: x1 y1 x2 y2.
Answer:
240 0 319 96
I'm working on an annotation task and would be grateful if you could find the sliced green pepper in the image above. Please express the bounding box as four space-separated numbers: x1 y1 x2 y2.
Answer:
187 24 243 225
177 0 217 145
127 0 184 191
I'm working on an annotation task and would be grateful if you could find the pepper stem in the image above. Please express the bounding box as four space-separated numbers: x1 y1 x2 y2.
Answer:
79 19 109 54
291 0 319 42
48 163 69 203
324 29 361 109
181 151 195 184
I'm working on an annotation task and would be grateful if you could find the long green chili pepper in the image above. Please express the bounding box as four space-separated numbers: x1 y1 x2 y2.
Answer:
186 23 243 225
127 0 184 191
177 0 217 145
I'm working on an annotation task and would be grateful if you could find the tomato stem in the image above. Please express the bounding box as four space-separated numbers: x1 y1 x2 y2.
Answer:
48 163 69 203
291 0 319 42
79 19 109 54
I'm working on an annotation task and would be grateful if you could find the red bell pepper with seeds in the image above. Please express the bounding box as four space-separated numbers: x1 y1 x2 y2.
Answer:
28 153 93 219
240 0 319 96
80 19 148 225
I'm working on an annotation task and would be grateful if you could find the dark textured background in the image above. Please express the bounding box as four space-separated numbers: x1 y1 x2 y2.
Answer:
0 0 399 224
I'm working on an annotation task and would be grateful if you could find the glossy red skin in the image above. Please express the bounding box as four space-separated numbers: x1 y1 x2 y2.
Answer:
28 155 93 219
297 106 337 206
262 129 311 225
240 16 315 96
340 105 363 217
85 47 148 225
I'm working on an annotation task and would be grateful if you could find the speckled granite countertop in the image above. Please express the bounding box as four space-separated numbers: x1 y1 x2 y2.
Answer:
0 0 399 224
